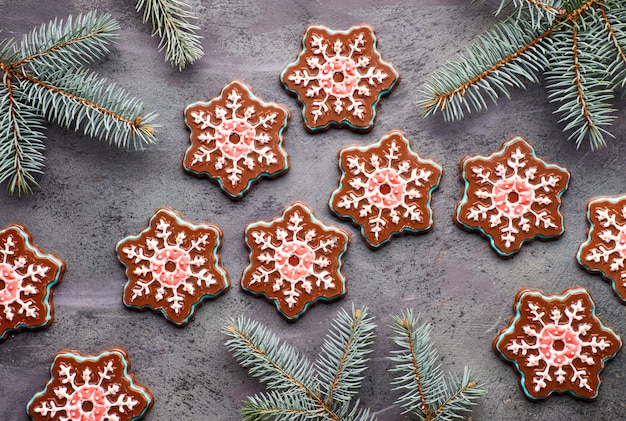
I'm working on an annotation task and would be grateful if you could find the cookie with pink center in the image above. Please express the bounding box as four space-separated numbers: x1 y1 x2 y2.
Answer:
27 347 153 421
329 130 442 248
241 201 350 320
184 80 290 199
0 224 65 342
577 194 626 303
116 207 230 326
280 24 399 132
455 136 570 257
494 287 621 400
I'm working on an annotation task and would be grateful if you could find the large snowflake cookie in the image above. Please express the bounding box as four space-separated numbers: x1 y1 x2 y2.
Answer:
0 224 65 342
116 207 230 326
455 136 570 257
183 80 290 199
27 347 153 420
494 287 621 400
280 24 399 132
241 201 350 320
329 130 442 248
577 194 626 303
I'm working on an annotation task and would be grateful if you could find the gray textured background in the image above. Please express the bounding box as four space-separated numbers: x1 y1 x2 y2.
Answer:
2 0 626 420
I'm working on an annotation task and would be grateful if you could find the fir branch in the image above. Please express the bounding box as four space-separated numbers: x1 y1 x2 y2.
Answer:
601 1 626 87
136 0 204 70
496 0 565 28
389 310 485 421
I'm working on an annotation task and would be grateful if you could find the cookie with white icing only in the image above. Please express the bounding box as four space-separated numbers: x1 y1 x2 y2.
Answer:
27 347 153 421
577 194 626 303
241 201 350 320
0 224 65 342
455 136 570 257
183 80 290 199
116 207 230 326
280 24 399 132
329 130 442 248
494 287 621 400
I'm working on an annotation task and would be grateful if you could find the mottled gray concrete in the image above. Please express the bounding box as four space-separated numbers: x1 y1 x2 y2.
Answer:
2 1 626 420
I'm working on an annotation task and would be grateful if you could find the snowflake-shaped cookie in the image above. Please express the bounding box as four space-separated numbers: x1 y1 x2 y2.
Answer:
281 24 399 132
0 224 65 342
329 130 442 248
116 207 230 326
455 136 570 257
494 287 621 400
241 201 350 320
27 347 153 421
577 195 626 303
184 80 290 199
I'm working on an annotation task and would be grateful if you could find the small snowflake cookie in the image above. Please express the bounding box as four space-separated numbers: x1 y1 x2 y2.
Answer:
455 136 570 257
329 130 442 248
116 207 230 326
183 80 290 199
494 287 621 400
27 347 153 420
0 224 65 342
280 24 399 132
577 194 626 303
241 201 350 320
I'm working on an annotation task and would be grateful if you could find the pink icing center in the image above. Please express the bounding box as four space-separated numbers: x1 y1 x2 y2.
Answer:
275 241 315 281
67 385 107 421
0 263 20 304
493 178 534 217
366 168 404 208
215 119 255 159
150 247 190 287
320 57 358 98
538 324 581 366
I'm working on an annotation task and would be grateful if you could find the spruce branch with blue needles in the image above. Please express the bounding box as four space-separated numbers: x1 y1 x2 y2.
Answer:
136 0 204 70
0 11 157 195
389 310 485 421
419 0 626 150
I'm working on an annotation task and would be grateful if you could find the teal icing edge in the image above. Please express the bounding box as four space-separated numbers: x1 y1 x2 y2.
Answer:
183 80 290 199
241 201 350 321
455 136 571 257
116 208 229 327
279 24 399 132
0 225 65 341
328 130 443 248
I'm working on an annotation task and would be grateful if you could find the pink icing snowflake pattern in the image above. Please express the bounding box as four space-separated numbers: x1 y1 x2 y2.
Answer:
329 130 442 248
116 208 229 326
494 287 621 400
184 80 290 199
455 136 570 257
241 201 350 320
281 24 399 132
27 348 153 421
577 195 626 303
0 224 65 341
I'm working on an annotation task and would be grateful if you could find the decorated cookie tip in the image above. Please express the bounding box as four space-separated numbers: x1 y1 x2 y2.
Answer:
0 224 65 342
494 287 621 400
183 79 290 199
116 207 230 326
280 24 399 133
577 194 626 303
329 130 442 248
27 347 153 421
241 201 350 321
455 136 570 257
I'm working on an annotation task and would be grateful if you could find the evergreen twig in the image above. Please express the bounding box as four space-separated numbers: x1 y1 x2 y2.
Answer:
136 0 204 70
419 0 626 150
0 11 157 195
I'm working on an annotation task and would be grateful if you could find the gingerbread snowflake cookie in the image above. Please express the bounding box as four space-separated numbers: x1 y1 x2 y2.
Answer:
494 287 621 400
184 80 290 199
280 24 399 132
455 136 570 257
0 224 65 342
241 201 350 320
577 194 626 303
116 207 230 326
27 347 153 420
329 130 442 248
